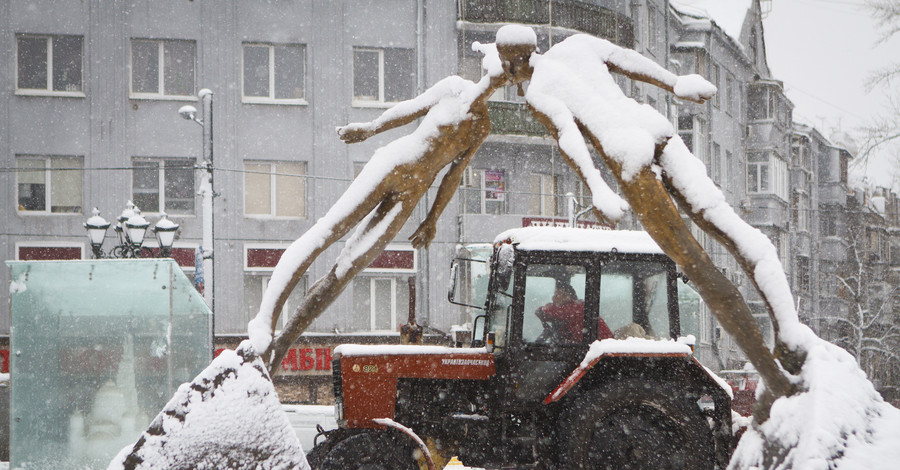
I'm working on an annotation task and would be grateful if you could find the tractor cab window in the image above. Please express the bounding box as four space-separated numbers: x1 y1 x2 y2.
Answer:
522 264 587 345
488 265 515 349
600 260 671 339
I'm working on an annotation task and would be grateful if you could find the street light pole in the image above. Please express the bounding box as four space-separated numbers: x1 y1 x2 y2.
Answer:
178 89 215 313
198 89 215 314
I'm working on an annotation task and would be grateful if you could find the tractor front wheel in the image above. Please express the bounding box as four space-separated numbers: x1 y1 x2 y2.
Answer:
562 379 715 469
309 431 420 470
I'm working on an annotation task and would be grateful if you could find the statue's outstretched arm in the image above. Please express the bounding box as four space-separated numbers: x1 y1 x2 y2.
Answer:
602 42 716 104
338 75 472 143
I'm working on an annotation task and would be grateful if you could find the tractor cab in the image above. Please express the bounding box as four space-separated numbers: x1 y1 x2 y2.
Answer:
453 227 684 406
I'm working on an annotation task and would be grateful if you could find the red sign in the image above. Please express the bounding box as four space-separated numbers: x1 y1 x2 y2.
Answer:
18 246 81 261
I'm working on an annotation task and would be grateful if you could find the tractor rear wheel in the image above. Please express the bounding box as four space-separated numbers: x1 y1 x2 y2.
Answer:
310 431 419 470
562 379 714 469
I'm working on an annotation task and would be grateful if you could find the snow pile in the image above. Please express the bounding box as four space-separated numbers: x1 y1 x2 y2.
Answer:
495 226 665 254
109 341 308 470
581 337 692 366
730 335 900 469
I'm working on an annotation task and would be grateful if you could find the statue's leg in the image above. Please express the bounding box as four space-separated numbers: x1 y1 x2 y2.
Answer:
251 177 396 343
268 193 418 370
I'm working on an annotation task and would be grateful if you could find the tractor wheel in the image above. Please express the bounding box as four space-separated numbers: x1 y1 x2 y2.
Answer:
310 431 419 470
561 379 714 469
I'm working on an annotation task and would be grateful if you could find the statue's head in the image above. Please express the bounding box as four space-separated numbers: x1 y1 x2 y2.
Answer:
496 25 537 83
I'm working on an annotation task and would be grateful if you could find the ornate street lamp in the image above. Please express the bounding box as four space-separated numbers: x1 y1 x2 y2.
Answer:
84 208 111 259
152 213 180 258
84 202 178 259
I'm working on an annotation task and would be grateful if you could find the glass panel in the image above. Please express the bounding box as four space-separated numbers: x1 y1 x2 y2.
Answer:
274 162 305 217
484 169 505 215
7 259 211 470
244 163 272 215
644 271 670 338
489 266 514 349
677 279 702 340
523 264 587 344
132 161 160 213
275 45 304 99
164 40 194 96
243 276 264 323
353 49 380 101
527 174 541 215
131 40 159 94
601 261 670 339
384 48 414 102
542 175 557 216
17 36 48 89
760 164 770 192
53 35 82 92
50 157 82 213
351 278 371 331
748 164 759 193
373 279 393 330
17 158 46 211
164 160 194 214
463 169 482 214
599 266 634 334
243 45 270 98
396 277 410 325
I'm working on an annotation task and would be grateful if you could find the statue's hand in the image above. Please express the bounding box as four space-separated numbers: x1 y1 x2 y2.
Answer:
409 221 436 249
674 74 717 103
337 124 375 143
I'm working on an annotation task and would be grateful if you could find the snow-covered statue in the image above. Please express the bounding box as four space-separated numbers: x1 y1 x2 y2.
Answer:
248 25 539 367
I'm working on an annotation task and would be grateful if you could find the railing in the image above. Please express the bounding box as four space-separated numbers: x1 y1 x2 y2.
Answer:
488 101 549 137
460 0 635 47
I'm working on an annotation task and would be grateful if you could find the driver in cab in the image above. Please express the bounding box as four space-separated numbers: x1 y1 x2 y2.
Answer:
536 283 613 343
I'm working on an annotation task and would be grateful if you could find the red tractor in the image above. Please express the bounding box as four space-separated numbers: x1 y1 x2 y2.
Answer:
307 227 733 469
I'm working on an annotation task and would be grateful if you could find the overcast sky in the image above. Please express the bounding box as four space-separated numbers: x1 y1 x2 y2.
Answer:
762 0 900 189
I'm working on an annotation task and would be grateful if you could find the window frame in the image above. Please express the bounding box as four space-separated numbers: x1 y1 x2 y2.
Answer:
351 46 415 108
131 157 196 216
15 33 84 97
129 38 196 100
15 155 83 215
528 173 559 217
462 168 508 215
243 160 308 219
352 275 413 332
241 42 308 105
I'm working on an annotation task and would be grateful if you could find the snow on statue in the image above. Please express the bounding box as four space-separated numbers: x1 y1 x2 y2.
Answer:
247 26 545 370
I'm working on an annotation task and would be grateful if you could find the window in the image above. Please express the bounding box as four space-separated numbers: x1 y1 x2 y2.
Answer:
244 161 307 218
462 168 507 215
16 155 82 214
710 64 720 108
725 75 734 115
522 264 588 344
792 192 810 232
647 5 658 54
711 143 721 182
528 173 559 216
16 34 83 94
242 43 306 103
132 158 194 215
131 39 195 97
724 150 733 187
747 151 788 199
352 276 411 332
797 257 811 293
243 274 307 329
352 47 415 105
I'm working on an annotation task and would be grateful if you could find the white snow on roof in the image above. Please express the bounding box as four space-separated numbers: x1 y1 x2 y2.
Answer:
495 227 665 255
335 344 489 357
671 0 752 43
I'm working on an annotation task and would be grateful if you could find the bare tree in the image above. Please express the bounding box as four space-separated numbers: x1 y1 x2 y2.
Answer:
815 230 900 388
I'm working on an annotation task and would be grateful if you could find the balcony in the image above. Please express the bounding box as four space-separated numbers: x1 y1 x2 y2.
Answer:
460 0 634 47
488 101 549 137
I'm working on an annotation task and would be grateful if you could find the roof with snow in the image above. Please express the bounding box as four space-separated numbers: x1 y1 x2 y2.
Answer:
670 0 752 43
494 227 666 255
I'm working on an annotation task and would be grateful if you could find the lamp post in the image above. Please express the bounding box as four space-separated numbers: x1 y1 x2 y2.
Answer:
84 202 179 259
178 89 215 312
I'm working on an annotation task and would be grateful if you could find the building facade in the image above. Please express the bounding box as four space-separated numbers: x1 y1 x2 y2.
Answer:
2 0 897 402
